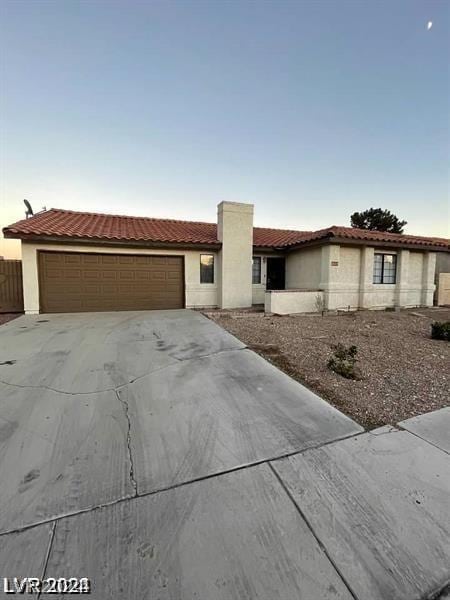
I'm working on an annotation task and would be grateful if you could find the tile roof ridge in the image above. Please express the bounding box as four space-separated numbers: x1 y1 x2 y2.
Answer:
46 208 216 227
329 224 449 242
254 225 311 234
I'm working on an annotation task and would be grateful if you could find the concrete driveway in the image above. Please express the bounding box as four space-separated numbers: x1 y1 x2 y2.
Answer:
0 310 448 599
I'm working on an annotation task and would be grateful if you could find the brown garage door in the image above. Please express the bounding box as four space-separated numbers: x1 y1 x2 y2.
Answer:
39 252 184 313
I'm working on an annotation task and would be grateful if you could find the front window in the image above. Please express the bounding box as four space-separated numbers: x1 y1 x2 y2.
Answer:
252 256 261 284
373 253 397 284
200 254 214 284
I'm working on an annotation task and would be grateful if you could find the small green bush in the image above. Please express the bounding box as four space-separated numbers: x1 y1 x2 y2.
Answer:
328 343 360 379
431 321 450 341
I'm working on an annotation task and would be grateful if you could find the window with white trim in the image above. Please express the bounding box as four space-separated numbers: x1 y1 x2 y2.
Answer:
373 253 397 284
200 254 214 284
252 256 261 284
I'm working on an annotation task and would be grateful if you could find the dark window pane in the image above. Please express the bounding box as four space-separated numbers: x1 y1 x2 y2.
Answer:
200 254 214 284
252 257 261 284
374 253 397 284
383 254 397 283
373 254 383 283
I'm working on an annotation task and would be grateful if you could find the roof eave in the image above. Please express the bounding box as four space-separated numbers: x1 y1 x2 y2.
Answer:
252 245 289 253
286 235 449 252
8 233 222 251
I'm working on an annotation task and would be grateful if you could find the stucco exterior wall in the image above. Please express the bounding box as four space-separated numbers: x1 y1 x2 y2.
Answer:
324 245 436 310
405 251 424 307
285 247 322 289
435 252 450 305
217 202 253 309
285 245 360 310
21 242 219 314
280 244 437 313
420 251 436 307
326 246 361 310
437 273 450 306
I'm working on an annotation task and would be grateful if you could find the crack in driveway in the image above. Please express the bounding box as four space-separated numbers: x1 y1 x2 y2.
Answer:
0 346 247 396
0 379 116 396
114 390 138 496
0 346 246 506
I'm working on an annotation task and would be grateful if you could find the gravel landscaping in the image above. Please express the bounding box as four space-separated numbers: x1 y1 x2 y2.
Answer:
207 307 450 429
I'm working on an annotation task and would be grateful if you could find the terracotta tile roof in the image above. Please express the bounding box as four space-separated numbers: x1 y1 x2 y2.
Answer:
285 225 449 250
3 208 448 250
3 209 219 246
253 227 313 247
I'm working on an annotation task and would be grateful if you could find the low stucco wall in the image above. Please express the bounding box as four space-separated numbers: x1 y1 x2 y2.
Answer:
21 242 219 314
265 290 323 315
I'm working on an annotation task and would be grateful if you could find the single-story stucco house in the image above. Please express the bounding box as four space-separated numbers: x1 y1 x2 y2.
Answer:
3 201 449 315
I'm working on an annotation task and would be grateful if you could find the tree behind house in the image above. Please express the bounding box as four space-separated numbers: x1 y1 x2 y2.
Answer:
350 208 407 233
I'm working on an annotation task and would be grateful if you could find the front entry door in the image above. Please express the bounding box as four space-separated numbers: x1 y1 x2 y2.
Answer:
266 257 285 290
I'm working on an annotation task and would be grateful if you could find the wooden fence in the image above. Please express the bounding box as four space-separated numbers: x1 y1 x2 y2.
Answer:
0 260 24 313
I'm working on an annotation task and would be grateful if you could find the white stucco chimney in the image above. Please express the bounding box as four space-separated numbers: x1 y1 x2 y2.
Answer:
217 201 254 309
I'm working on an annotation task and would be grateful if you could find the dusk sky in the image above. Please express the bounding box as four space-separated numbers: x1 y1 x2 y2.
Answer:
1 0 448 258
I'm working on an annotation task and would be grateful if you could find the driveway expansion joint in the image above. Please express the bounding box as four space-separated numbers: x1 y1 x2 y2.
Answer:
0 429 365 538
396 425 450 455
267 461 360 600
37 522 57 600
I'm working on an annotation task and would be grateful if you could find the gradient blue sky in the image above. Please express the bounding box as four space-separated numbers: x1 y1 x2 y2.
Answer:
1 0 448 257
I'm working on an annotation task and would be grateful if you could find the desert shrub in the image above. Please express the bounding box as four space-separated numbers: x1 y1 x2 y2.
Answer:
328 343 360 379
315 293 326 315
431 321 450 341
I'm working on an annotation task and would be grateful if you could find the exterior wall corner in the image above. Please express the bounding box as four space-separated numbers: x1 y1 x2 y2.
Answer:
21 242 40 314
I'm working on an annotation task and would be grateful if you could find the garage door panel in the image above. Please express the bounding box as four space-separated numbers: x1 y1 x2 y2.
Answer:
101 271 117 280
78 254 95 263
99 255 116 264
44 253 63 264
135 272 150 280
64 255 83 264
150 256 168 265
150 271 166 280
45 268 64 279
118 256 135 264
83 271 101 280
118 271 134 280
63 270 83 279
39 252 184 313
135 256 150 265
